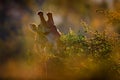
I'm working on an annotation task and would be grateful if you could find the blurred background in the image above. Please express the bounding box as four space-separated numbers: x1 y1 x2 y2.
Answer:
0 0 120 79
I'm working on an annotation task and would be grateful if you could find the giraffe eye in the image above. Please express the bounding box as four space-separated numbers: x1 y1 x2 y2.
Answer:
30 24 37 32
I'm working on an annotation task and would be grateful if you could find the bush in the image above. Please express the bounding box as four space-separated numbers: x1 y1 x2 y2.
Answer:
28 20 120 80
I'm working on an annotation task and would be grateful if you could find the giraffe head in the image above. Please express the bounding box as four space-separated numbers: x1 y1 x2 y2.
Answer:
30 11 61 45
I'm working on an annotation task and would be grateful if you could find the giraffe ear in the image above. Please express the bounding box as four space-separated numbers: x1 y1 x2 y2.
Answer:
30 24 38 32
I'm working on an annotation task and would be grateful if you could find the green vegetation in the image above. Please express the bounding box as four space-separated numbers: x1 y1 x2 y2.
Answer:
27 21 120 80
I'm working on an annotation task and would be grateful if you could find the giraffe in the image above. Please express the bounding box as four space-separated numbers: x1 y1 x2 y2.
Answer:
30 11 61 79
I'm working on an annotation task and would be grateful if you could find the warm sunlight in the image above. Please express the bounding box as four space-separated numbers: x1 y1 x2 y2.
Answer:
0 0 120 80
